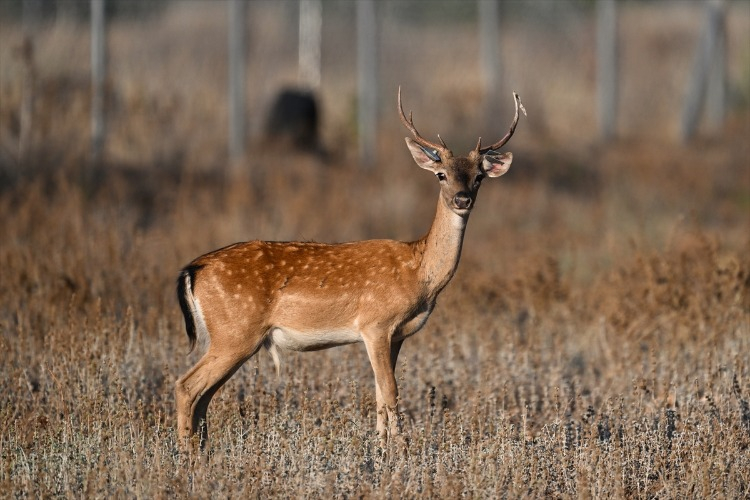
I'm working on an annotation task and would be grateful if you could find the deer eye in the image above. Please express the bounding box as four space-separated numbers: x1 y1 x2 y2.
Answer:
436 172 447 182
473 174 484 188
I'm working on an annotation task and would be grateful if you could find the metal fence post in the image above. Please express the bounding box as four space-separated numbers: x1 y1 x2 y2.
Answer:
91 0 106 164
299 0 322 90
357 0 378 169
681 0 727 142
479 0 502 128
705 0 726 132
596 0 618 141
228 0 248 167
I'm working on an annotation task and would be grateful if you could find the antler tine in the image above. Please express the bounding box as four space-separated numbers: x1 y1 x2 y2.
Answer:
477 91 526 154
398 86 448 153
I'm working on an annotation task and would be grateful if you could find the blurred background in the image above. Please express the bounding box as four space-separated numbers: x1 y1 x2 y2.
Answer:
0 4 748 494
1 0 748 169
0 0 747 298
1 0 748 297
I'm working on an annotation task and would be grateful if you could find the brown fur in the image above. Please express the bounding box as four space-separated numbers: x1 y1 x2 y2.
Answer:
175 92 521 448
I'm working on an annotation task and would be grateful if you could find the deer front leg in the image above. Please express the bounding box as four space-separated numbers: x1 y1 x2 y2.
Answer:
364 335 402 445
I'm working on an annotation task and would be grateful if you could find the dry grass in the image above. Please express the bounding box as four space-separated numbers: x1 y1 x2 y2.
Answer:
1 2 750 498
1 142 748 498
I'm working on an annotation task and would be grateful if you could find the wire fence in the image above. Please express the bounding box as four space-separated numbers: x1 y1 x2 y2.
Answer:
0 0 747 172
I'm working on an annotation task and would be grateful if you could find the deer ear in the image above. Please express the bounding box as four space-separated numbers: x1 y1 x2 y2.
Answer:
405 138 440 171
482 151 513 177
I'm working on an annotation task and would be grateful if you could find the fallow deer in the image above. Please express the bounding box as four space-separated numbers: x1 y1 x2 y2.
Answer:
175 89 525 448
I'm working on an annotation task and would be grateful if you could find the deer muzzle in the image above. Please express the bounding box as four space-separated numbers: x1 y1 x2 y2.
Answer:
453 192 473 210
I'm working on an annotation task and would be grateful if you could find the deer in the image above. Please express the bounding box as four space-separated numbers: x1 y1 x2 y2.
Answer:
175 88 525 449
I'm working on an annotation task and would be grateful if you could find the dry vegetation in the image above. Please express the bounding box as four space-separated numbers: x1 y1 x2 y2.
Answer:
1 2 749 498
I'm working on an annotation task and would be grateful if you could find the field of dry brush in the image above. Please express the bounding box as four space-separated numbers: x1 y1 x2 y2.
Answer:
1 2 749 497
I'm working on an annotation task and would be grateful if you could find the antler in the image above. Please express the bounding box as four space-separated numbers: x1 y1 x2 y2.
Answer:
398 86 448 155
476 92 526 155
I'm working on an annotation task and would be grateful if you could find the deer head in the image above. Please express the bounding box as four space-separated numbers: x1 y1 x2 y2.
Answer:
398 88 525 216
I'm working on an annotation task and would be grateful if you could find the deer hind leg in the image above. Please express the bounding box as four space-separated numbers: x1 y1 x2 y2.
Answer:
175 346 255 449
364 336 403 445
388 340 404 437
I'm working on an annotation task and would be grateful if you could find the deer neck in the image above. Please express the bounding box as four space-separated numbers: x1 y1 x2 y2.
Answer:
416 197 469 298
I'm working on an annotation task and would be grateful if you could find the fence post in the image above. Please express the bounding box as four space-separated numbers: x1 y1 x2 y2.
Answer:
18 0 42 163
357 0 378 169
91 0 106 165
478 0 502 129
228 0 248 168
299 0 322 90
596 0 618 141
705 0 726 132
681 0 726 142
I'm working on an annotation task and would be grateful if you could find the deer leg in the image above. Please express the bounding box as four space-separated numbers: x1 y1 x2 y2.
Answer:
175 347 251 449
363 335 400 445
388 339 404 437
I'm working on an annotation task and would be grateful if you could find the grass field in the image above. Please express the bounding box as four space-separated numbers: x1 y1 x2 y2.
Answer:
1 2 749 497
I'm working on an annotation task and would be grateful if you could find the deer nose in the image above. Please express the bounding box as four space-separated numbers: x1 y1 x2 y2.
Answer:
453 192 472 210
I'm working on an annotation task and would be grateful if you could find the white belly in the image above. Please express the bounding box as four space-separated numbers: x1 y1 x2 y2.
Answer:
269 325 362 352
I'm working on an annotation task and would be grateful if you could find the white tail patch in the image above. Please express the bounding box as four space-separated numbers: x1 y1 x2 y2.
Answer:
184 273 210 353
263 336 281 376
